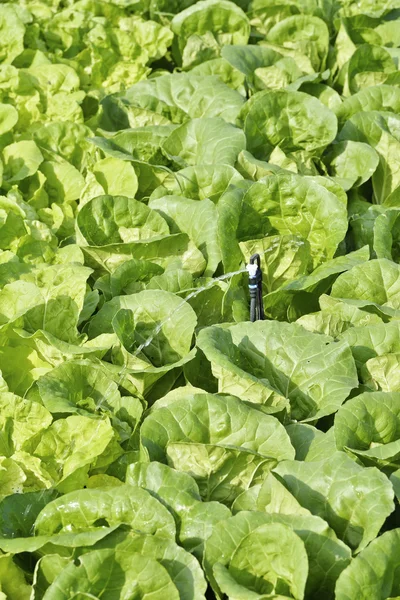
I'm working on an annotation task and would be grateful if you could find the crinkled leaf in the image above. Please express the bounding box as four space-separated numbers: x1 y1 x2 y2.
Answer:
274 452 394 551
197 321 357 421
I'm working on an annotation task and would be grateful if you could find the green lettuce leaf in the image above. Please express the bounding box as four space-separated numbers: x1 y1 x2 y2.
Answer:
205 510 351 599
267 15 329 71
274 451 394 551
242 89 337 159
331 258 400 315
42 549 180 600
140 391 294 462
85 529 207 600
236 173 347 266
338 321 400 370
162 118 246 168
339 111 400 203
171 0 250 67
0 263 92 342
335 529 400 600
334 391 400 469
323 140 379 190
76 194 169 246
197 321 357 420
31 415 118 491
34 485 176 538
123 73 245 124
0 555 30 600
149 195 221 276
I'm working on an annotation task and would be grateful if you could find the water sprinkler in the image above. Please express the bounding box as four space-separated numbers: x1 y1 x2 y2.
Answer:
247 254 264 322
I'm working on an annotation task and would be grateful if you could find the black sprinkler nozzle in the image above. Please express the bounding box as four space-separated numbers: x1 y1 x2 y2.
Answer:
247 253 264 322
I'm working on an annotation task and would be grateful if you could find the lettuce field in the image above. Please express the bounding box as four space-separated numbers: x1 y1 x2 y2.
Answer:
3 0 400 597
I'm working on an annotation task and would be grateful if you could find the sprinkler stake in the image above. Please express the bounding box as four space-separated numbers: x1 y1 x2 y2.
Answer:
247 253 264 322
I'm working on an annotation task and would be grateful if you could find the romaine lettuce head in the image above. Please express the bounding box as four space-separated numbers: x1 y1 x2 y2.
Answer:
197 320 358 421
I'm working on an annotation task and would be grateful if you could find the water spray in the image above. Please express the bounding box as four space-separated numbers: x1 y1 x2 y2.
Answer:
247 253 264 322
114 263 264 386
